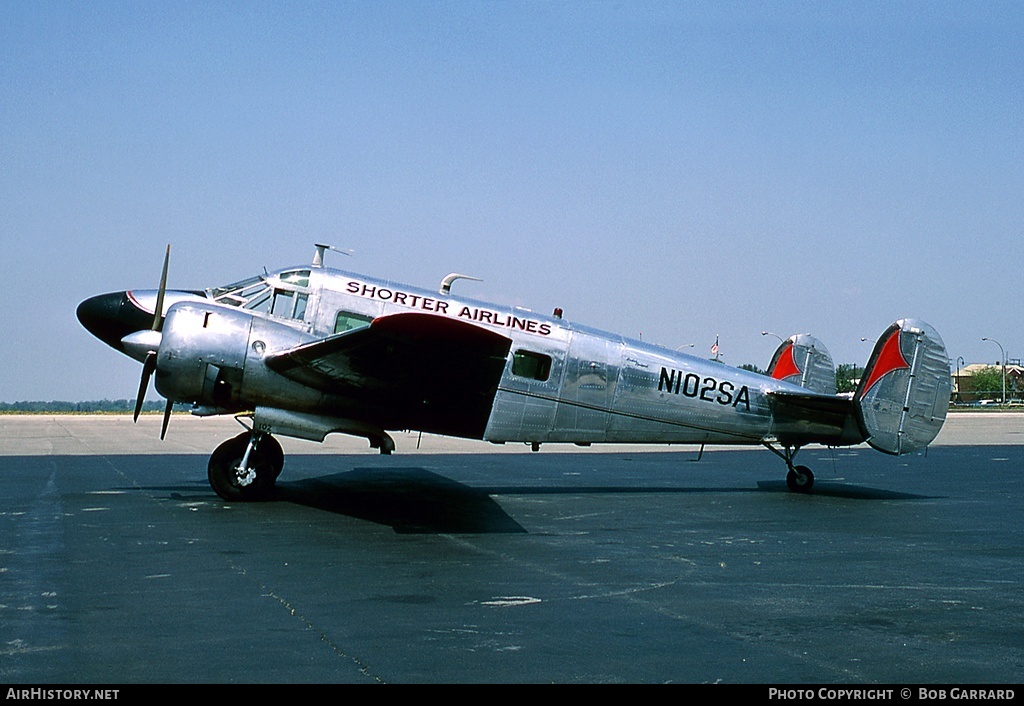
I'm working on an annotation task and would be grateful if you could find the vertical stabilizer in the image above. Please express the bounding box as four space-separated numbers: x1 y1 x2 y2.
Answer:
854 319 950 455
767 334 837 395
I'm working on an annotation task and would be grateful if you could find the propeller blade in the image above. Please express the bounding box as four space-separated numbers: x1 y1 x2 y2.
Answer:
160 398 173 440
134 353 157 422
152 244 170 332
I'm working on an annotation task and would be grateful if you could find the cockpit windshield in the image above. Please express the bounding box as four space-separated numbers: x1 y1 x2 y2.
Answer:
206 269 312 318
206 276 273 311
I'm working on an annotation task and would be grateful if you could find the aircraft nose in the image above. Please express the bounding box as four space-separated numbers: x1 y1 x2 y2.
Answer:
77 292 151 352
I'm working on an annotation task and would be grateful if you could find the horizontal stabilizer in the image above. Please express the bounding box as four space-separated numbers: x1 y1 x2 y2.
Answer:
854 319 950 455
766 389 861 447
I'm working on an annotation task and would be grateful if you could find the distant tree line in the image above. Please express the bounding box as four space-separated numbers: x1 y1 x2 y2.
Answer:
835 364 863 394
0 400 188 413
739 362 864 394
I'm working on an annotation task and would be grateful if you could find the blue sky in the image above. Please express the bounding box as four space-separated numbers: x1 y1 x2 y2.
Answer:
2 1 1021 401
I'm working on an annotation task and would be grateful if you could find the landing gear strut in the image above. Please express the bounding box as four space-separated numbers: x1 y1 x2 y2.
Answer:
208 431 284 501
764 443 815 494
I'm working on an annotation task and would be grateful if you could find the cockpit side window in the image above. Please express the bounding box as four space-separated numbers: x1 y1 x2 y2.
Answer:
271 290 294 318
293 292 308 320
271 290 309 321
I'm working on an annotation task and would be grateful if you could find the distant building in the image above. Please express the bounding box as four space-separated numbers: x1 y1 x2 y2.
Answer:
952 363 1024 403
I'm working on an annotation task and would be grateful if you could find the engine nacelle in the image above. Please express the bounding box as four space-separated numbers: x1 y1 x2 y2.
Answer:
155 302 253 409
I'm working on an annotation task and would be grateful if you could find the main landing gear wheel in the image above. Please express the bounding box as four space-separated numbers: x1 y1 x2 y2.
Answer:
786 465 814 494
208 431 284 501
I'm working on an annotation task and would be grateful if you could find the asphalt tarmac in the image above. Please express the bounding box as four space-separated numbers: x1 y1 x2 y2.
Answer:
1 413 1021 684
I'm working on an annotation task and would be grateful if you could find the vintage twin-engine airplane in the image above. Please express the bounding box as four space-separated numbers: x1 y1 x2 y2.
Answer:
77 245 951 500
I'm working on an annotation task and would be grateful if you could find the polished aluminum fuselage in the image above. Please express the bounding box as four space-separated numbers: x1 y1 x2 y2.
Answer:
158 265 820 448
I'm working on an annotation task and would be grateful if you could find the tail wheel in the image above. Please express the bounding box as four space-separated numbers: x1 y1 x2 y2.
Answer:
786 465 814 494
208 432 284 501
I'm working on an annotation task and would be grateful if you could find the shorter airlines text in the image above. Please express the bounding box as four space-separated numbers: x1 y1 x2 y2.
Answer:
346 281 553 336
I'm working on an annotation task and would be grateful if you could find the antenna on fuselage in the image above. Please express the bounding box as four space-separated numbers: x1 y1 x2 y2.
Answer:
439 273 483 295
313 243 354 267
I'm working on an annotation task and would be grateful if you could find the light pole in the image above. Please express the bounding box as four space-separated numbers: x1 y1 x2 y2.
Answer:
761 331 784 343
982 337 1006 405
956 356 965 403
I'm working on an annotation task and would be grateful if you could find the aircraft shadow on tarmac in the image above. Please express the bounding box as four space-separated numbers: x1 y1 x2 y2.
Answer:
153 463 936 534
753 480 933 501
275 467 528 534
266 466 935 534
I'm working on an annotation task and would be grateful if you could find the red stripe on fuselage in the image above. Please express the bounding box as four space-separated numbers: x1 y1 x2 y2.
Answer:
125 290 152 315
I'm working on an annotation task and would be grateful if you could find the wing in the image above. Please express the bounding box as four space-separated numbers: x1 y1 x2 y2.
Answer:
766 389 865 447
265 312 513 438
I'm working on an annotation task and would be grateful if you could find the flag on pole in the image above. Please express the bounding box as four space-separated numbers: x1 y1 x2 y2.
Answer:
710 335 719 358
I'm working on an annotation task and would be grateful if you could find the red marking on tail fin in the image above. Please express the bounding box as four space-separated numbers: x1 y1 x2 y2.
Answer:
771 342 802 381
860 328 910 396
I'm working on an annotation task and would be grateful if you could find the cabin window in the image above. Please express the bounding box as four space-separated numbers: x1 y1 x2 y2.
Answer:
335 311 373 334
512 350 552 382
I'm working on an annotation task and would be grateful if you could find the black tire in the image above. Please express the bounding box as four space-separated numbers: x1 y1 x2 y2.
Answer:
786 465 815 493
260 434 285 482
208 432 283 501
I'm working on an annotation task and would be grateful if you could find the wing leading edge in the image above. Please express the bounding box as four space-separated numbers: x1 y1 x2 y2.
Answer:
265 312 513 438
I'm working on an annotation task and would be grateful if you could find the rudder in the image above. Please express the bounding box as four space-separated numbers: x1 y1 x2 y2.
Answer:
767 334 837 395
854 319 950 455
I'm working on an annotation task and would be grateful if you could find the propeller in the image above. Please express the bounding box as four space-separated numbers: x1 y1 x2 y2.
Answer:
132 245 174 439
133 354 157 422
152 243 170 331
